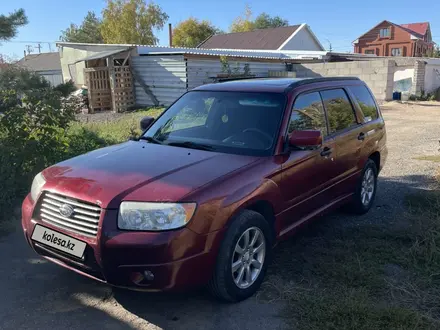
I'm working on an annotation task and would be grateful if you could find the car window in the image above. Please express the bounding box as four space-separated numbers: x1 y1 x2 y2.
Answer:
320 89 357 134
289 92 327 136
349 85 379 122
144 91 286 156
161 98 210 134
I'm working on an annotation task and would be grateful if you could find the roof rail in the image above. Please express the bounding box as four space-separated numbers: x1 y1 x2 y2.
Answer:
286 76 361 91
213 76 261 83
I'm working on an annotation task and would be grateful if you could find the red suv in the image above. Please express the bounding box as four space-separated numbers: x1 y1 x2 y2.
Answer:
22 77 387 302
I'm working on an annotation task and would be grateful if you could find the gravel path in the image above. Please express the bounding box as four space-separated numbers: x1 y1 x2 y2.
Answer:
1 102 439 330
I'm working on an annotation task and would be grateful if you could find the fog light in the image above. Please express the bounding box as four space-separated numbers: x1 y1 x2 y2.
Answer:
143 270 154 281
129 272 144 284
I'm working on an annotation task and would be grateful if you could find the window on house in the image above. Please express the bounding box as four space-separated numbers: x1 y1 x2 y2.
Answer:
380 28 391 38
320 89 358 134
365 49 375 55
391 48 402 56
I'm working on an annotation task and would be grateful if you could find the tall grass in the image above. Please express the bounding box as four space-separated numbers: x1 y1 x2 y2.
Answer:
259 185 440 329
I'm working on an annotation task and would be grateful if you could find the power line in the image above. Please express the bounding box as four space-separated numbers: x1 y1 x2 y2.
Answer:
4 40 57 44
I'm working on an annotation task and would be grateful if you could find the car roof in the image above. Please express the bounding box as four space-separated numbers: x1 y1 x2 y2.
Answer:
193 77 361 93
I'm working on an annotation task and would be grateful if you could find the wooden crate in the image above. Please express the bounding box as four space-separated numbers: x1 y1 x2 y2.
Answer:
113 66 134 112
85 67 112 113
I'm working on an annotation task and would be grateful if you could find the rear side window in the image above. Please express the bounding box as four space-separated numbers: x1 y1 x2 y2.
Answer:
349 85 379 122
320 89 357 134
289 92 327 136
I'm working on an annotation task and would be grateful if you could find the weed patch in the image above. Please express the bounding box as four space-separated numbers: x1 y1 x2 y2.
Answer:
262 187 440 329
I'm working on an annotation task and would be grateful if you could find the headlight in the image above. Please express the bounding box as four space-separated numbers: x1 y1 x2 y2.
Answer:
118 202 197 231
30 172 46 202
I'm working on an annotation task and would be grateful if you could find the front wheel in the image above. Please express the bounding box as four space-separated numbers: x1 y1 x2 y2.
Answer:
208 210 272 302
350 159 378 214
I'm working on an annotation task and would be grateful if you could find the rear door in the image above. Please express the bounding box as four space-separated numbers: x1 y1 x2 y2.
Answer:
347 84 387 169
320 88 364 197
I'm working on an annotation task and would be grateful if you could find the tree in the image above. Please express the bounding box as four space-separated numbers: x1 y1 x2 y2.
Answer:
0 8 28 41
230 5 289 33
173 17 220 47
230 5 254 33
60 11 103 43
254 13 288 29
101 0 169 45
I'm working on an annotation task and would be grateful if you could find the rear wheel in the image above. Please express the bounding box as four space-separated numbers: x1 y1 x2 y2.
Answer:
208 210 271 302
350 159 378 214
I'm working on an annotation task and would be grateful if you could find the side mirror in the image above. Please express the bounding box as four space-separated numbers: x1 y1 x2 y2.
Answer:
289 130 322 148
140 116 154 131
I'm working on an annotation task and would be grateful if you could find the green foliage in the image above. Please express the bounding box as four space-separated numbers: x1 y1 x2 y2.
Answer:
410 89 437 101
101 0 169 45
0 64 163 222
0 97 77 218
219 56 253 77
220 56 231 74
172 17 220 47
230 5 254 33
230 5 288 32
60 11 103 43
0 65 49 94
53 80 77 97
70 108 164 143
0 8 28 41
253 13 288 29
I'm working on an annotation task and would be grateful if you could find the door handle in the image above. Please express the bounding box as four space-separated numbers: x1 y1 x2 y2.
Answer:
358 132 366 141
320 147 332 157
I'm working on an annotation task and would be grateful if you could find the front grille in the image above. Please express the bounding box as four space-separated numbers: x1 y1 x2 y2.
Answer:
37 192 101 237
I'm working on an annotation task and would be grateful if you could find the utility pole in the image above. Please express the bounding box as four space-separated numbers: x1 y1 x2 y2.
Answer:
48 43 52 52
36 43 42 53
325 39 333 53
25 45 33 55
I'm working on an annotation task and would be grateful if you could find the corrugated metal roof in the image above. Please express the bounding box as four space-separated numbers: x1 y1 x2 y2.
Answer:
197 26 301 50
57 42 373 61
137 46 328 60
73 47 132 63
16 52 61 71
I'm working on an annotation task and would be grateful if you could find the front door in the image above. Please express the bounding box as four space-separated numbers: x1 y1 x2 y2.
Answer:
278 91 336 235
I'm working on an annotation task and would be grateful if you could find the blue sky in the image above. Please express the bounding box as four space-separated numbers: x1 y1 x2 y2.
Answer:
2 0 440 59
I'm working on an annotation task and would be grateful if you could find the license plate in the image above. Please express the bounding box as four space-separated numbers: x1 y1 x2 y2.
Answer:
31 225 87 258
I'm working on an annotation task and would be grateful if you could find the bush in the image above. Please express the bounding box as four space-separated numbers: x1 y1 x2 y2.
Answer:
0 67 81 219
53 80 77 97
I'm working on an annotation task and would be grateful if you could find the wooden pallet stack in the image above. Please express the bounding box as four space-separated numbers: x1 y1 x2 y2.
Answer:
85 67 112 113
113 66 134 112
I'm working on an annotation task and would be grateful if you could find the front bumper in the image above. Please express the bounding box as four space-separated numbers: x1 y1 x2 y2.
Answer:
22 194 223 291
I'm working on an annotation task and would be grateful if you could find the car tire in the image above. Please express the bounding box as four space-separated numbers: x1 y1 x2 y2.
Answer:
208 210 272 302
349 159 378 214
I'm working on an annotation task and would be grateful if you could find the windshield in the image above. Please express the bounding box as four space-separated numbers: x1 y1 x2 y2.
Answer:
143 91 286 156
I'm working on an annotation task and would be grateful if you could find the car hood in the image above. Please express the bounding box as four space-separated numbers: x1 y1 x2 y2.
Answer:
42 141 259 208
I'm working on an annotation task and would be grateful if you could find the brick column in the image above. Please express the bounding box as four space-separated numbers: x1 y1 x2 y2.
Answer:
411 60 426 96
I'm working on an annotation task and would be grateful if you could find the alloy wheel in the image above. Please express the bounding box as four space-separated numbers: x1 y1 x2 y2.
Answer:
231 227 266 289
361 168 375 206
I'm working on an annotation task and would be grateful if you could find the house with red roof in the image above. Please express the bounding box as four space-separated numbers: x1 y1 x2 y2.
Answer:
353 20 434 57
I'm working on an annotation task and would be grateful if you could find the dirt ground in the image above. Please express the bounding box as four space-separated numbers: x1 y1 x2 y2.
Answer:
1 102 439 330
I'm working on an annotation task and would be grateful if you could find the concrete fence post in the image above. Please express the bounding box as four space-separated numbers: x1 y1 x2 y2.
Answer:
411 60 426 96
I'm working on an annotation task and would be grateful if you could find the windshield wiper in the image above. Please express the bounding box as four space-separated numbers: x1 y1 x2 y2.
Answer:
167 141 215 151
138 136 163 144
